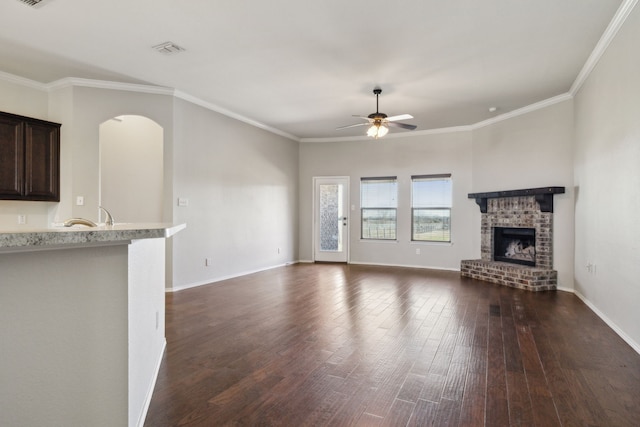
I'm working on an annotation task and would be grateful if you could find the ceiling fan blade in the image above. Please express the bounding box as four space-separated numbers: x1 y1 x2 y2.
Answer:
336 122 369 130
352 115 372 120
388 121 417 131
386 114 413 122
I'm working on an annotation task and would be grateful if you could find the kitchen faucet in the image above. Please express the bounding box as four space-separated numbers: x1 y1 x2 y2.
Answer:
99 206 115 226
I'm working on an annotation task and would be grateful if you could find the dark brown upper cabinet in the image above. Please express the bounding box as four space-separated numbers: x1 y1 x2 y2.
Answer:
0 111 61 201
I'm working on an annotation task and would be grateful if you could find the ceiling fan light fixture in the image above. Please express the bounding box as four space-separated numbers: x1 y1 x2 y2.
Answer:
336 87 416 137
367 122 389 139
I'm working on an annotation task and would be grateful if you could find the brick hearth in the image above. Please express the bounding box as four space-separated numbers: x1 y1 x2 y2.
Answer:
460 259 557 291
461 187 564 291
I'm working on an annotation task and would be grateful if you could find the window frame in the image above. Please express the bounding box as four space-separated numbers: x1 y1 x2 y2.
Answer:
410 174 452 243
360 176 398 241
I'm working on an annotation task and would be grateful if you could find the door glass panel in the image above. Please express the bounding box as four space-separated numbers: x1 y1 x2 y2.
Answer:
319 184 343 252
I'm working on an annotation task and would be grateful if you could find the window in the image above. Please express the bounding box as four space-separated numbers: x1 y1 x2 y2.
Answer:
411 174 452 242
361 177 397 240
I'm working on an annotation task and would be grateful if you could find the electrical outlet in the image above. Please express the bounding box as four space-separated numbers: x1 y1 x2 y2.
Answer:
17 214 26 224
76 196 84 206
415 248 421 255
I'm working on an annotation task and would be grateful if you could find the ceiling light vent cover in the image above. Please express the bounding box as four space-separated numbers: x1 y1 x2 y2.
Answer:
153 42 186 55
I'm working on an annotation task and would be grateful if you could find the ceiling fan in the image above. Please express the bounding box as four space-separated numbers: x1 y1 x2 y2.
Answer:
336 88 417 138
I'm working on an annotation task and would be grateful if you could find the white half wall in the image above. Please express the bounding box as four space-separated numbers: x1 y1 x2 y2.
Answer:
0 244 130 427
573 3 640 351
128 238 167 427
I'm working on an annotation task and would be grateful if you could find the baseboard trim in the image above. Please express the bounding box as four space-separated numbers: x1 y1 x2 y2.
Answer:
167 261 300 292
348 261 460 272
573 290 640 355
137 338 166 427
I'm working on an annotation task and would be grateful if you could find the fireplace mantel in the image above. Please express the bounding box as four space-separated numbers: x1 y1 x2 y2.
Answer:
468 186 565 213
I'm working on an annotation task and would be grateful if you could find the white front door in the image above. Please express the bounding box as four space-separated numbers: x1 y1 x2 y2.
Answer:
313 177 349 262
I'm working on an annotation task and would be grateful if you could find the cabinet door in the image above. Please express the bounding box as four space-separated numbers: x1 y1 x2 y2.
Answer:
0 115 24 198
24 121 60 201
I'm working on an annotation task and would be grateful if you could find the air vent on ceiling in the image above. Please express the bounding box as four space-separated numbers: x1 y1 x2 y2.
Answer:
17 0 49 7
152 42 186 55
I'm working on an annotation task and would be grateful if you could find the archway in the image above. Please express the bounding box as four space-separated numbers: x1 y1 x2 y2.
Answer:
99 115 164 223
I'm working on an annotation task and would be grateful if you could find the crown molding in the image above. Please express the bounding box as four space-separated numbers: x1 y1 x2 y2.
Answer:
470 93 573 130
570 0 638 95
0 70 46 90
0 71 298 141
45 77 175 95
173 90 298 142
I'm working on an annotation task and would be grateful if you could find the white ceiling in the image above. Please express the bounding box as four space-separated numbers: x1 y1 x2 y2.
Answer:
0 0 627 140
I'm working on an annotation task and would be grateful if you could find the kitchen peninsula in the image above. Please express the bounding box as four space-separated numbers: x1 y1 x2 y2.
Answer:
0 223 185 427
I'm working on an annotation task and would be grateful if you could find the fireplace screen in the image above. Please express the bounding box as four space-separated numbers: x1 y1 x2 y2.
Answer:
493 227 536 266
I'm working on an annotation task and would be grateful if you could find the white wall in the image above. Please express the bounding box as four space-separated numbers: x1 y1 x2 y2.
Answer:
171 98 299 290
0 77 48 118
471 100 575 289
298 102 574 278
574 4 640 350
100 115 164 223
63 87 175 225
299 131 476 269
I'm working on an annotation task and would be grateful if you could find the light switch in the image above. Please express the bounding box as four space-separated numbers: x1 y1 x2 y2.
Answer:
177 198 189 207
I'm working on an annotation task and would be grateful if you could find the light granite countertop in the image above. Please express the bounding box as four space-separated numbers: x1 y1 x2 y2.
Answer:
0 223 186 252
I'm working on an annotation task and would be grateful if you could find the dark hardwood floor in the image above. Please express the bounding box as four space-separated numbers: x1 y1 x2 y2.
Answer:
144 263 640 426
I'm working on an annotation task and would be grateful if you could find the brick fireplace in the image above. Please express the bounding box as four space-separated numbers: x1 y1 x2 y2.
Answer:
460 187 565 291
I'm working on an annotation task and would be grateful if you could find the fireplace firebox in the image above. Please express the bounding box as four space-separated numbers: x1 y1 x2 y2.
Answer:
493 227 536 266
